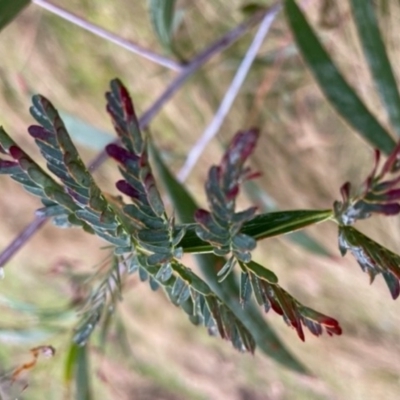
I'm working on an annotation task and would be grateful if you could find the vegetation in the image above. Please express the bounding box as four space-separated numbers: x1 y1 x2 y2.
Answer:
0 1 400 399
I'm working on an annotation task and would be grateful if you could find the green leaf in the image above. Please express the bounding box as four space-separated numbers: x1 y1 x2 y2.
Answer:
65 343 93 400
150 142 309 373
242 209 333 239
350 0 400 137
244 181 332 256
0 0 29 32
148 0 177 53
74 256 123 346
179 209 333 253
284 0 396 154
243 261 342 341
339 225 400 299
75 345 93 400
64 342 79 385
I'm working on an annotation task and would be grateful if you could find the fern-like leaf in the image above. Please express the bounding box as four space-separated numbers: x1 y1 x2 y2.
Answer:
129 255 256 352
339 225 400 299
194 129 259 278
0 127 93 229
241 261 342 341
74 256 124 346
334 145 400 225
105 78 185 266
28 96 129 247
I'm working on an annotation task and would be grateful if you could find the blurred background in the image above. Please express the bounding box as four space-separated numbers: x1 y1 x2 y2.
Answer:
0 0 399 399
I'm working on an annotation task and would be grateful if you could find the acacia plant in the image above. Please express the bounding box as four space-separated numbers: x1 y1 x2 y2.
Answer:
1 0 400 396
0 79 344 350
2 74 400 352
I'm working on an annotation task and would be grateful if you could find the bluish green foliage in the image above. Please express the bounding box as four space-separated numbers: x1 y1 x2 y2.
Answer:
2 68 400 376
339 226 400 300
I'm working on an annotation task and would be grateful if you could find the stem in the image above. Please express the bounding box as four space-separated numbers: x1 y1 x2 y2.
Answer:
88 7 270 170
32 0 183 72
0 216 47 267
177 4 281 182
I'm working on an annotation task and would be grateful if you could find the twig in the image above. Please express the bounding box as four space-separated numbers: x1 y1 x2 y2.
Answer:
88 7 269 170
0 7 272 268
177 4 282 182
0 216 47 268
31 0 183 72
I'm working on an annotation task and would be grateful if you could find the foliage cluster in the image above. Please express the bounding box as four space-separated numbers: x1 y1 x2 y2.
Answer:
1 0 400 397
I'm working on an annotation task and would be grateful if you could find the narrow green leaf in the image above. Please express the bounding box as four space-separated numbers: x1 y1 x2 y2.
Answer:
350 0 400 137
150 143 309 374
75 344 93 400
244 181 332 256
64 342 79 385
239 209 333 240
0 0 29 32
148 0 177 53
284 0 396 154
179 210 333 253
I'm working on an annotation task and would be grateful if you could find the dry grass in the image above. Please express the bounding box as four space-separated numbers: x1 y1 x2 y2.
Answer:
0 0 400 399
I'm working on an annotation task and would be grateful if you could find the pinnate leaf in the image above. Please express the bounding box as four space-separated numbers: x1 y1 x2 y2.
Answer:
150 142 308 372
129 256 256 353
339 226 400 299
105 79 184 266
243 261 342 341
194 129 259 269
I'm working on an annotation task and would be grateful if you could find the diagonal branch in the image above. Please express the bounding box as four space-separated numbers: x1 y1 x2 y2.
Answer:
0 5 278 268
88 6 273 170
0 215 47 268
31 0 183 72
177 4 281 182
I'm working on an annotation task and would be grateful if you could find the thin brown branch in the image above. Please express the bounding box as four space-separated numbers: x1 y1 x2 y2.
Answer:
0 216 47 268
177 4 281 182
88 7 270 170
32 0 183 72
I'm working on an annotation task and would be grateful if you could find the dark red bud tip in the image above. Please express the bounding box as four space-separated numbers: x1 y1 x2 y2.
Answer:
226 185 239 201
375 203 400 216
28 125 52 140
9 146 25 160
194 209 211 223
245 171 262 181
327 325 343 336
381 189 400 202
116 180 140 198
230 129 260 160
340 182 351 201
106 144 136 164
